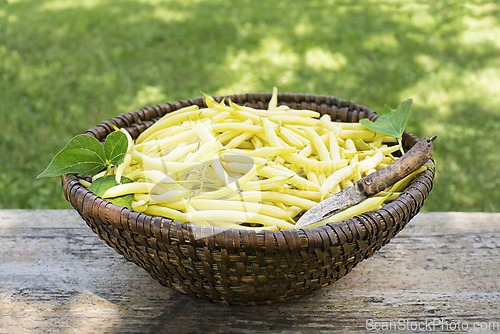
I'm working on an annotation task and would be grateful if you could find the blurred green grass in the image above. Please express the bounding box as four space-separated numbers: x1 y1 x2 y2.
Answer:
1 0 499 211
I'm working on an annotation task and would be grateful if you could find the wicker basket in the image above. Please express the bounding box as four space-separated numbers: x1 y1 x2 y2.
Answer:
62 93 435 306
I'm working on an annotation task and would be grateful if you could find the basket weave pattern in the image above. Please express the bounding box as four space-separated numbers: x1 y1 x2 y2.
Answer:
62 93 435 306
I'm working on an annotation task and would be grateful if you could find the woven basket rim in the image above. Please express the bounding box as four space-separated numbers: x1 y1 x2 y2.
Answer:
63 92 435 250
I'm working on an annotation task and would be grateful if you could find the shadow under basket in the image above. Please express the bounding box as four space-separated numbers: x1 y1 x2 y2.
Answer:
62 92 435 306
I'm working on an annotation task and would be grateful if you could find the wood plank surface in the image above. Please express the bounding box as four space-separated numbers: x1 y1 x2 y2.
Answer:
1 210 499 333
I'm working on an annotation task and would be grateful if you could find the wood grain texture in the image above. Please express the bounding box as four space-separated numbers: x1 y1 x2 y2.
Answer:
1 210 499 333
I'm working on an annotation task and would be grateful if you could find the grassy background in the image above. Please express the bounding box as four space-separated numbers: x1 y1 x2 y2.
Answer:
2 0 499 211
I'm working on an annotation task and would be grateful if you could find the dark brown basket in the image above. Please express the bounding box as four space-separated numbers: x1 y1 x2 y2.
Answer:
62 93 435 306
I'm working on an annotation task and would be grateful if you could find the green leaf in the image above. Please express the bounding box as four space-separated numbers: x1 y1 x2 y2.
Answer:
359 99 413 140
107 194 134 209
104 130 128 166
37 134 107 178
88 175 118 197
88 175 134 209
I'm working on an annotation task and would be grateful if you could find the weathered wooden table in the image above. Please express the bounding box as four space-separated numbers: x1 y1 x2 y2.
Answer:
1 210 499 333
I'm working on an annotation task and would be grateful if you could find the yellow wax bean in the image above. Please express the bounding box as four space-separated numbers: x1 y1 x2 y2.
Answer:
137 107 218 143
213 103 235 113
219 153 258 164
365 168 377 176
186 210 295 229
339 129 383 142
350 154 359 166
202 93 217 108
120 128 134 153
321 152 383 200
217 130 243 146
184 140 218 163
305 169 320 186
320 164 355 200
134 194 190 210
352 164 362 182
240 176 292 192
161 142 199 162
223 162 258 176
345 138 356 151
341 179 353 190
195 121 217 143
372 136 383 148
382 155 397 164
79 179 91 188
382 136 398 144
329 131 341 161
303 127 331 162
319 114 341 136
130 170 187 191
269 105 289 111
267 109 321 118
376 191 402 201
343 145 401 159
135 105 198 142
221 147 296 159
142 126 191 145
281 124 314 138
276 136 291 148
280 152 349 173
274 156 286 165
274 202 288 213
230 191 317 210
337 122 367 130
300 195 387 229
102 182 166 198
237 141 254 149
262 118 282 147
251 136 263 149
136 128 197 153
268 115 320 127
131 146 201 173
268 86 278 110
253 133 272 148
299 144 313 158
258 166 320 192
318 172 327 185
226 108 261 124
194 186 239 200
281 126 309 146
115 129 135 183
376 163 390 170
115 153 132 184
277 127 304 148
203 111 230 125
225 131 254 149
275 188 321 201
197 163 264 196
389 165 429 192
131 200 149 213
210 122 264 134
189 199 292 221
287 206 303 219
144 205 189 222
357 151 384 173
145 190 189 203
